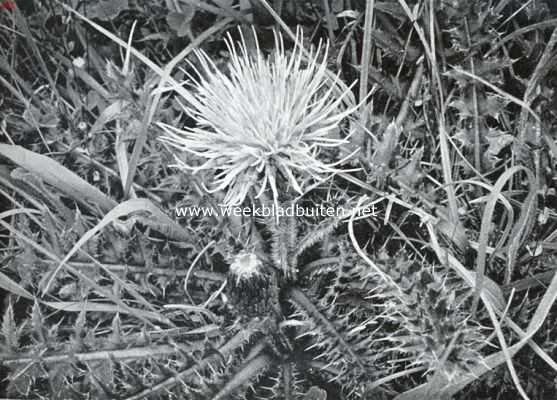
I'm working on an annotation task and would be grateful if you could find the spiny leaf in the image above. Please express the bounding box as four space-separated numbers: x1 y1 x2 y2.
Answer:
1 344 197 366
31 300 45 344
109 313 123 348
396 147 424 189
211 352 272 400
370 121 400 169
0 270 33 300
1 300 19 352
270 215 298 279
42 198 192 294
289 288 366 371
295 219 339 259
123 328 257 400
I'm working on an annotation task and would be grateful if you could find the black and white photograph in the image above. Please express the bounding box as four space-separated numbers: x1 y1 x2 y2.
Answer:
1 0 557 399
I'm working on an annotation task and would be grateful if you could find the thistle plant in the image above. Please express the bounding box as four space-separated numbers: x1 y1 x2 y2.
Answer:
159 28 359 207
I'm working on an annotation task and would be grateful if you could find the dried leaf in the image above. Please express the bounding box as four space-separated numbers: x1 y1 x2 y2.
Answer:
371 122 400 169
166 7 196 38
485 129 514 166
396 148 424 188
80 0 130 21
435 207 469 254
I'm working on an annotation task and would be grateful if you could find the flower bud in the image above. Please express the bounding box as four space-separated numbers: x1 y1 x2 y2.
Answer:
227 252 279 318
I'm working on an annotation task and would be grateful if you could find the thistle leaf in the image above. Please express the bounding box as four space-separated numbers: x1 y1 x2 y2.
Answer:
1 300 19 352
211 353 272 400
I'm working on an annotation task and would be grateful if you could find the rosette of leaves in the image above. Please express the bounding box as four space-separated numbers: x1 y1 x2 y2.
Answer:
163 216 398 400
1 205 487 399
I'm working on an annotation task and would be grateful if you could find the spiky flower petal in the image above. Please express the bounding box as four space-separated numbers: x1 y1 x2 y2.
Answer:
159 28 358 206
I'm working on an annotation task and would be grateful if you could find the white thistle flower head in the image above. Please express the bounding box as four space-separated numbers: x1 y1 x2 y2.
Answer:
159 27 359 206
229 251 263 284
